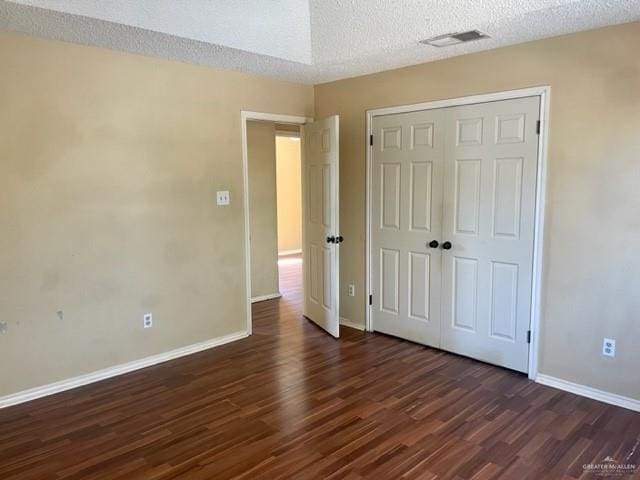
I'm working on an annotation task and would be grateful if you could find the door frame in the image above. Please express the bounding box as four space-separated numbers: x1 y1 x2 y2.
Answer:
365 86 551 379
241 111 312 335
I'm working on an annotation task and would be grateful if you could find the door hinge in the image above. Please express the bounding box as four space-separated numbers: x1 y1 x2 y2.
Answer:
369 134 373 146
369 294 373 305
536 120 541 135
527 330 532 344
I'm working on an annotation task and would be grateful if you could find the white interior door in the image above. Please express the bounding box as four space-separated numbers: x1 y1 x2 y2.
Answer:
371 110 445 346
302 115 340 337
440 96 540 372
370 96 540 373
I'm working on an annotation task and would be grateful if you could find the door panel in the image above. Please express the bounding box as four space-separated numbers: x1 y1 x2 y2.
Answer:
371 109 445 347
380 248 400 314
408 252 430 321
489 261 519 341
492 157 523 238
302 115 340 337
309 244 320 302
440 96 540 372
454 159 481 235
381 163 401 230
410 162 433 231
452 257 478 332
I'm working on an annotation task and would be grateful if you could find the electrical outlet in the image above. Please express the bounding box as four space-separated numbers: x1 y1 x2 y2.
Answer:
0 322 7 334
56 310 64 321
216 191 230 206
348 284 355 297
602 338 615 357
143 313 153 329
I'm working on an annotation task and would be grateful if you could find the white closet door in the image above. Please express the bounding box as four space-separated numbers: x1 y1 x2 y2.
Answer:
302 115 340 337
440 96 540 372
371 109 445 347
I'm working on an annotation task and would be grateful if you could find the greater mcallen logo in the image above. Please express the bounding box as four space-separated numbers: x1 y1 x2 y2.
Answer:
583 456 637 477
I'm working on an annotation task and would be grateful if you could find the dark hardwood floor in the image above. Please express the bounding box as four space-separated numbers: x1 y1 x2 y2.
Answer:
1 255 639 479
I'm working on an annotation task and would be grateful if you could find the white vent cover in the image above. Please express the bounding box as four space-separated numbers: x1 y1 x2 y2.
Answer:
421 30 489 47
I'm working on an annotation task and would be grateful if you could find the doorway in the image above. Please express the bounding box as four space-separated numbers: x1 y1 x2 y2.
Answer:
276 131 303 258
245 122 304 305
241 112 342 338
247 120 285 305
366 88 550 376
275 130 304 306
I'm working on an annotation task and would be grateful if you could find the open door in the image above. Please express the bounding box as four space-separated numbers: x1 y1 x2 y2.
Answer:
301 115 340 337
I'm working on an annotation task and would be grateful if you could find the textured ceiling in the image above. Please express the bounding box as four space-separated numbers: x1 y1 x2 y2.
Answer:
1 0 639 84
6 0 312 63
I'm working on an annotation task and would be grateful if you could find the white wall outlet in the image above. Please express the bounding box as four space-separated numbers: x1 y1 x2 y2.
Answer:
216 190 230 206
0 322 7 334
143 313 153 329
348 284 355 297
602 338 615 357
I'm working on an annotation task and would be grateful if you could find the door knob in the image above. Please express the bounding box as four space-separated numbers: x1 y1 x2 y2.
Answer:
442 241 452 250
326 235 336 244
428 240 439 248
336 236 344 243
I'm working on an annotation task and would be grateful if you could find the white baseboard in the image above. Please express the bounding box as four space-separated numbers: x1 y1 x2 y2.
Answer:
340 317 365 331
251 293 281 303
0 330 248 409
278 249 302 256
536 374 640 412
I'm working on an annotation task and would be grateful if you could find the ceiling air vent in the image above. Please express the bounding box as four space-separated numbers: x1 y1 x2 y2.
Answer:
420 30 489 48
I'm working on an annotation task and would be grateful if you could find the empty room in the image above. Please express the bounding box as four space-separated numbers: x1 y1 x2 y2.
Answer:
1 1 639 479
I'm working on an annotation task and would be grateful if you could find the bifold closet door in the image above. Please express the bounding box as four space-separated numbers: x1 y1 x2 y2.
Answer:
371 109 445 347
440 96 540 373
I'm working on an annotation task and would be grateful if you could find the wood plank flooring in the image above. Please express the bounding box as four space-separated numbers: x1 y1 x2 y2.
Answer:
1 255 639 479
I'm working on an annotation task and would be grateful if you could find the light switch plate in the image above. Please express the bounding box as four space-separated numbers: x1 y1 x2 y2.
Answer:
216 191 230 206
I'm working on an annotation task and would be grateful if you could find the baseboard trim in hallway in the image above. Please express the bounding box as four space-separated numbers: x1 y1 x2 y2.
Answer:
0 330 248 409
340 317 365 331
251 293 282 303
278 249 302 256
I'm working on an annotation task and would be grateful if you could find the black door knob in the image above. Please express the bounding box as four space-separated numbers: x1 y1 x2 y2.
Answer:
442 241 452 250
336 236 344 243
428 240 439 248
326 235 336 244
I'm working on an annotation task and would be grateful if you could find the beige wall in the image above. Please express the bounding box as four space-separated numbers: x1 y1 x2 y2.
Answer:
315 22 640 400
276 135 302 253
0 32 313 397
248 121 279 298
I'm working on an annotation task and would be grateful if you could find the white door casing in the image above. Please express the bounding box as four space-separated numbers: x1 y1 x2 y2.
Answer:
440 96 540 372
370 96 540 373
371 109 445 347
241 111 311 336
302 115 340 337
